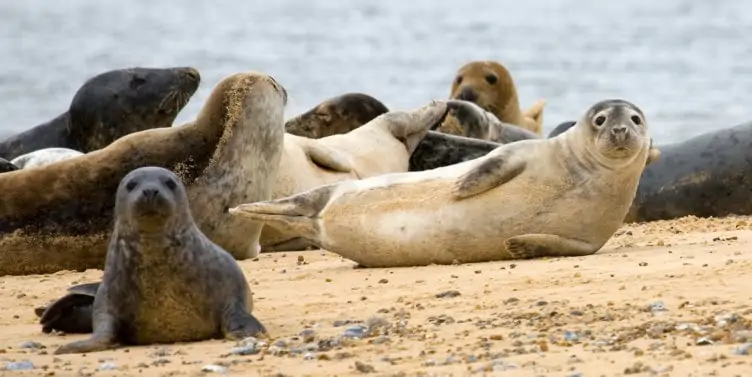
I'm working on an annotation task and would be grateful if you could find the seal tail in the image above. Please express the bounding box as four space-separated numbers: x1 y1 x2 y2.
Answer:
522 99 546 133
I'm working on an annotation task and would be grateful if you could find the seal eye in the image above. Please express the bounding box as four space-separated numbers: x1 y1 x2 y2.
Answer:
631 115 642 125
594 115 606 127
125 180 138 192
455 76 463 85
485 74 498 85
164 179 178 191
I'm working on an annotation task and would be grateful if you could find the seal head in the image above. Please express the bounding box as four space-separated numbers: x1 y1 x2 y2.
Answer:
285 93 389 139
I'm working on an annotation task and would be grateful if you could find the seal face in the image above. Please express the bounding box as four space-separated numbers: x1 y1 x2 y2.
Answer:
433 100 540 143
285 93 389 139
10 148 84 169
231 99 651 268
449 60 545 135
0 67 201 160
52 167 266 355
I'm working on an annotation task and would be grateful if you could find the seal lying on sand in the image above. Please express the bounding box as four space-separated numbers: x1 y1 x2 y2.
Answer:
10 148 84 169
0 67 200 160
285 93 389 138
263 101 448 252
231 99 652 267
447 60 545 134
409 132 501 172
433 100 539 143
625 121 752 222
0 158 18 173
0 71 286 276
51 167 265 355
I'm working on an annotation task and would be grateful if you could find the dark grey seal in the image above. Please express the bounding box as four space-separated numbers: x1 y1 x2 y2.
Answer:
409 131 501 171
432 100 540 143
52 166 266 355
285 93 389 139
0 67 200 160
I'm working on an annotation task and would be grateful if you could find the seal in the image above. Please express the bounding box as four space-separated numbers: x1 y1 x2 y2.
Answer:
51 166 266 355
409 131 501 172
449 60 545 134
0 158 18 173
230 99 652 267
10 148 84 169
548 120 577 138
263 101 448 252
433 100 540 143
0 67 201 160
0 70 287 276
285 93 389 138
625 121 752 222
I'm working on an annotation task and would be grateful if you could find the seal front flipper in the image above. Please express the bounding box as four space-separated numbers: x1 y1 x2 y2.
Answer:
36 282 101 334
504 234 597 259
222 300 267 340
451 152 526 200
303 142 353 173
54 313 120 355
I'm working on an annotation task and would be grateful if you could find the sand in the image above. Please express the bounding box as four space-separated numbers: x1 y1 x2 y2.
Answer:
1 215 751 377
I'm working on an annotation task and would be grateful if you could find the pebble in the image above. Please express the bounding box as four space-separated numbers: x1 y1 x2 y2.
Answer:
649 301 668 313
230 345 259 356
564 331 579 342
696 337 713 346
201 364 228 374
4 360 35 371
372 336 390 345
435 290 461 299
342 325 368 339
354 361 375 373
733 343 752 356
304 352 316 360
97 362 118 371
19 341 43 349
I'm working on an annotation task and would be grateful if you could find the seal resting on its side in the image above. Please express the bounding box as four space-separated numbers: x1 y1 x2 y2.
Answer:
231 99 652 267
0 71 287 276
285 93 389 139
432 100 539 144
263 101 449 252
0 67 200 160
11 148 84 169
444 60 545 135
52 167 265 355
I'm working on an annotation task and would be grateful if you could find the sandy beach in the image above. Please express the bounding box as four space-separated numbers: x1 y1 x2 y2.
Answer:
1 215 750 376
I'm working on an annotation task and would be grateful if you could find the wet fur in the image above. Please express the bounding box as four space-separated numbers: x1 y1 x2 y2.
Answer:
448 60 545 135
0 67 200 160
0 71 287 276
285 93 389 139
232 99 651 267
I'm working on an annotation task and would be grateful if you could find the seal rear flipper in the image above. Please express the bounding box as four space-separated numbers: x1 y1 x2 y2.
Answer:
303 142 354 174
382 101 449 154
38 292 96 334
522 99 546 134
451 153 526 200
504 234 597 259
263 237 316 252
223 301 267 340
67 281 101 296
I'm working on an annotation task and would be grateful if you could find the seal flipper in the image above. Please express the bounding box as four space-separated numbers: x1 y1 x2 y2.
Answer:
523 99 546 133
37 282 101 334
451 153 526 200
303 142 354 173
382 100 449 154
222 300 267 340
54 312 120 354
504 234 597 259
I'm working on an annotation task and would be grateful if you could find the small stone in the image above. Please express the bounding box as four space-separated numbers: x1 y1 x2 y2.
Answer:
298 328 316 343
354 361 375 373
273 339 289 348
435 290 461 299
19 341 43 349
4 360 35 371
489 334 503 341
696 337 713 346
564 331 579 342
97 362 118 371
304 352 315 360
509 264 517 269
297 255 305 264
372 336 390 345
378 279 388 284
649 301 668 312
536 300 548 306
639 262 648 267
733 343 752 355
201 364 228 374
342 325 367 339
230 345 258 356
325 278 332 282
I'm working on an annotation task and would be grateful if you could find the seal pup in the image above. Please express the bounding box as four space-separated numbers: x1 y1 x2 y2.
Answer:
433 100 540 143
0 158 18 173
285 93 389 139
230 99 652 267
0 71 286 276
10 148 84 169
625 121 752 222
447 60 545 134
409 132 501 172
0 67 200 160
52 167 265 355
263 101 448 252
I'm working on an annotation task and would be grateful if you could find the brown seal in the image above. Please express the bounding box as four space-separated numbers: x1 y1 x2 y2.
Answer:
263 101 448 252
446 60 545 134
0 71 287 276
285 93 389 139
230 99 651 267
0 67 200 160
52 166 265 354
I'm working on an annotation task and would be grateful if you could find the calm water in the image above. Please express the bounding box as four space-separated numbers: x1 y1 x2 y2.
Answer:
1 0 750 143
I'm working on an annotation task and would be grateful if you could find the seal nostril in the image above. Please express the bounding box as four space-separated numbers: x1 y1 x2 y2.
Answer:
456 88 478 102
142 188 159 200
612 126 627 134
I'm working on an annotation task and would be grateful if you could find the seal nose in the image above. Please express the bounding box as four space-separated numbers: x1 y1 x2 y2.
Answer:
181 68 200 82
141 187 160 201
611 125 628 135
455 87 478 103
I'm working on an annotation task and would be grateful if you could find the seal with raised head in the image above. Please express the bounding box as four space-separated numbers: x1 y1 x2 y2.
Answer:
432 100 539 143
0 67 200 160
625 121 752 222
0 70 287 276
447 60 545 134
263 101 448 252
231 99 652 267
285 93 389 139
11 148 84 169
51 166 265 355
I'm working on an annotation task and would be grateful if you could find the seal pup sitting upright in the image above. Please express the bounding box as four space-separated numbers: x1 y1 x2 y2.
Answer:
443 60 546 135
285 93 389 139
263 101 448 252
0 67 200 160
0 71 286 276
52 167 265 355
11 148 84 169
231 99 652 268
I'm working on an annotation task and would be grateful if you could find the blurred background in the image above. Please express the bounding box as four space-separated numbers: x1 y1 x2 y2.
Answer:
0 0 749 143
